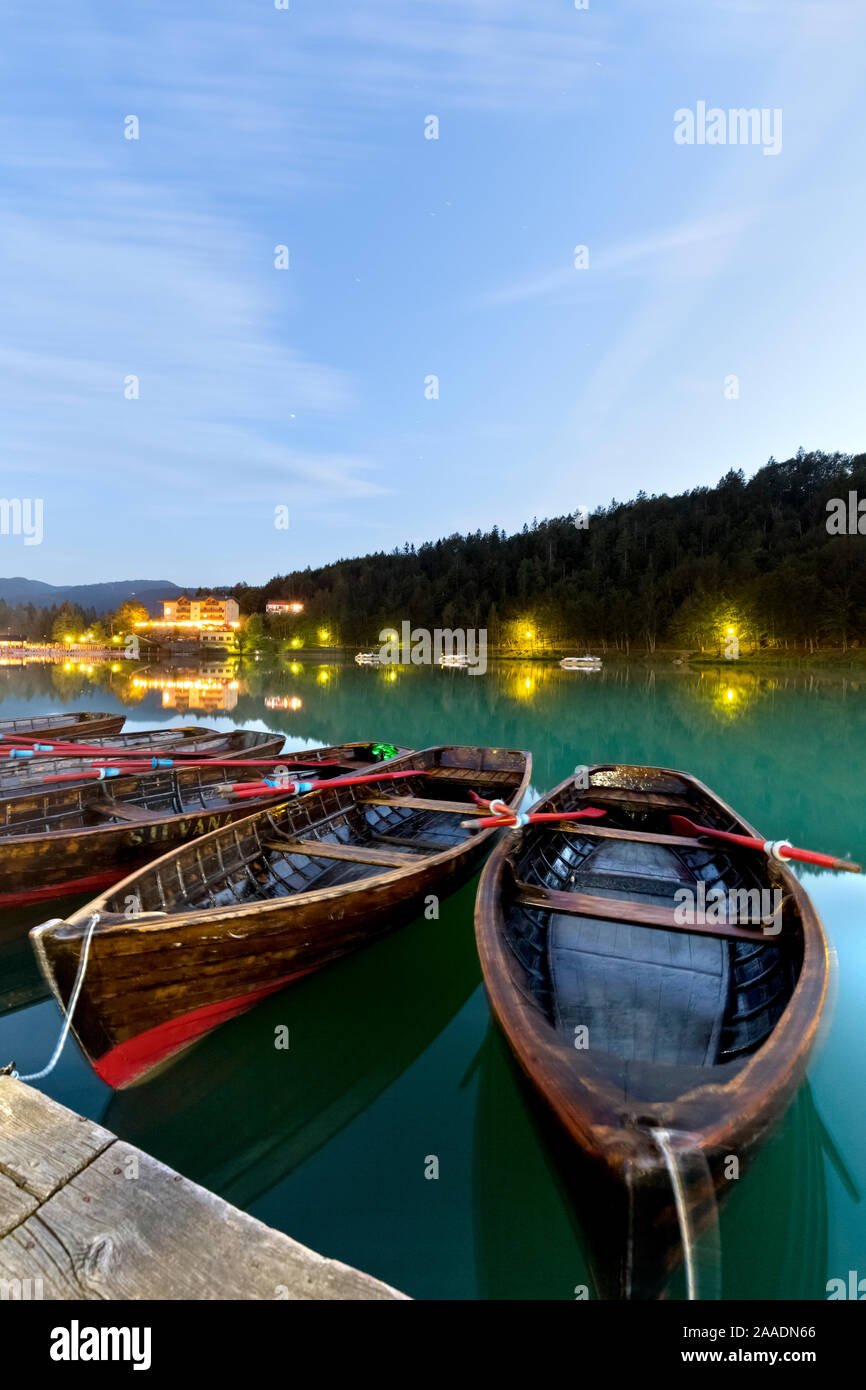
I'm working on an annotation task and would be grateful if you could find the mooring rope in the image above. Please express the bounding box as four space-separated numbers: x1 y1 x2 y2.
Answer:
653 1126 721 1301
15 913 100 1082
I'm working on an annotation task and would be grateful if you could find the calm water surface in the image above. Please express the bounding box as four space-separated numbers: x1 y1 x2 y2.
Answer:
1 658 864 1299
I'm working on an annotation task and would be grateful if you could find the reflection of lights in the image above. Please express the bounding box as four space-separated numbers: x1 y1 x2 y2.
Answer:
727 689 734 701
290 663 300 674
265 696 302 711
132 678 239 691
387 670 397 682
291 638 301 647
318 669 330 684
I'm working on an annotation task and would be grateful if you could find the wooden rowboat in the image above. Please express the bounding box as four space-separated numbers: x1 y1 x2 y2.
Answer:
0 742 404 911
32 745 531 1088
474 764 830 1298
0 710 125 740
0 726 285 795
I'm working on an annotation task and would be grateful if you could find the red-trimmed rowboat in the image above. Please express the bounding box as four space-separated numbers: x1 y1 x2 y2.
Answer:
32 745 530 1087
0 742 406 911
474 764 830 1298
0 726 285 795
0 710 125 740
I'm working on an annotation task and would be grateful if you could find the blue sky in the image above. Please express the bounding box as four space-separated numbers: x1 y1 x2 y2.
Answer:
2 0 865 585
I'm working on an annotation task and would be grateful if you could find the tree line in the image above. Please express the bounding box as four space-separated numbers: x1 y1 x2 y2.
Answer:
227 450 866 654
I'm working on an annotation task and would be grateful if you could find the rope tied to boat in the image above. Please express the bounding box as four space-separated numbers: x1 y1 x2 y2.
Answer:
13 914 100 1082
651 1127 721 1302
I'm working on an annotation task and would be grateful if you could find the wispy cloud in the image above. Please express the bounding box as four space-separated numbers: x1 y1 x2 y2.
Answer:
479 212 759 307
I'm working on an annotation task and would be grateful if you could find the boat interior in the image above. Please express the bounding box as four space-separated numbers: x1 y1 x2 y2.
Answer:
500 768 802 1095
0 744 386 837
99 748 529 915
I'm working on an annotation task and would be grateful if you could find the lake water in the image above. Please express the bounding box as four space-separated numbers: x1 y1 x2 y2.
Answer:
1 658 863 1299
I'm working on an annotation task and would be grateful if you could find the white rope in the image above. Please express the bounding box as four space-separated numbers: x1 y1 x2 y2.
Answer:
15 914 100 1081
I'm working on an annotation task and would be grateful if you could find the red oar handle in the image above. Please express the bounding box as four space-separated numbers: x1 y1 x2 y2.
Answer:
225 769 420 798
463 807 607 830
668 815 861 874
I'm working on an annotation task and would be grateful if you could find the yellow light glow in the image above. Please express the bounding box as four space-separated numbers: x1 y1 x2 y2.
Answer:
727 627 735 635
290 663 299 673
525 631 532 638
319 629 329 642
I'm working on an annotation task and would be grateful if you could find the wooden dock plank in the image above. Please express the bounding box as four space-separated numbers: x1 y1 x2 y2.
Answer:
0 1077 113 1201
0 1078 407 1300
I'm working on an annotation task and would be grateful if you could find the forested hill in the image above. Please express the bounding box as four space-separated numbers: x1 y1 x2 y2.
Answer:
237 451 866 653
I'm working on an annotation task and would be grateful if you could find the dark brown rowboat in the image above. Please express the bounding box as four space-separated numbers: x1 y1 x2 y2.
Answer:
0 726 285 795
474 764 830 1298
0 742 405 911
0 710 125 740
33 745 530 1088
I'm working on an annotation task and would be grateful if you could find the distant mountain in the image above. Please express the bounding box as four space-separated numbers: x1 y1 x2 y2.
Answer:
0 578 185 614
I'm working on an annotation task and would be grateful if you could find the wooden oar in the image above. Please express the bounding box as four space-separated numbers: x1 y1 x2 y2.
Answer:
462 807 608 830
220 769 420 799
668 814 862 874
88 757 343 771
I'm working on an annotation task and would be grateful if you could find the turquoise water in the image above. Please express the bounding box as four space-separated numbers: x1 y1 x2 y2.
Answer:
0 659 863 1299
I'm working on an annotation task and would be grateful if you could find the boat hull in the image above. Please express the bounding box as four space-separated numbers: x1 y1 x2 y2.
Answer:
474 763 830 1297
0 727 285 797
33 746 531 1086
0 711 125 741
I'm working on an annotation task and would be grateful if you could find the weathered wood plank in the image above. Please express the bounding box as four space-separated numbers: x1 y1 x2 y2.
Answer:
513 881 776 944
264 838 416 867
0 1077 114 1201
0 1170 39 1236
0 1080 407 1300
359 795 484 815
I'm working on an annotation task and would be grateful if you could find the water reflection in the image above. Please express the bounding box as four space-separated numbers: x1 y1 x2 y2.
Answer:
0 658 863 1299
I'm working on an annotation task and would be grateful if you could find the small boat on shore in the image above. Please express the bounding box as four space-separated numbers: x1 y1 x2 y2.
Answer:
0 742 406 911
33 745 530 1087
0 710 125 740
474 764 830 1297
560 656 602 671
0 727 285 795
